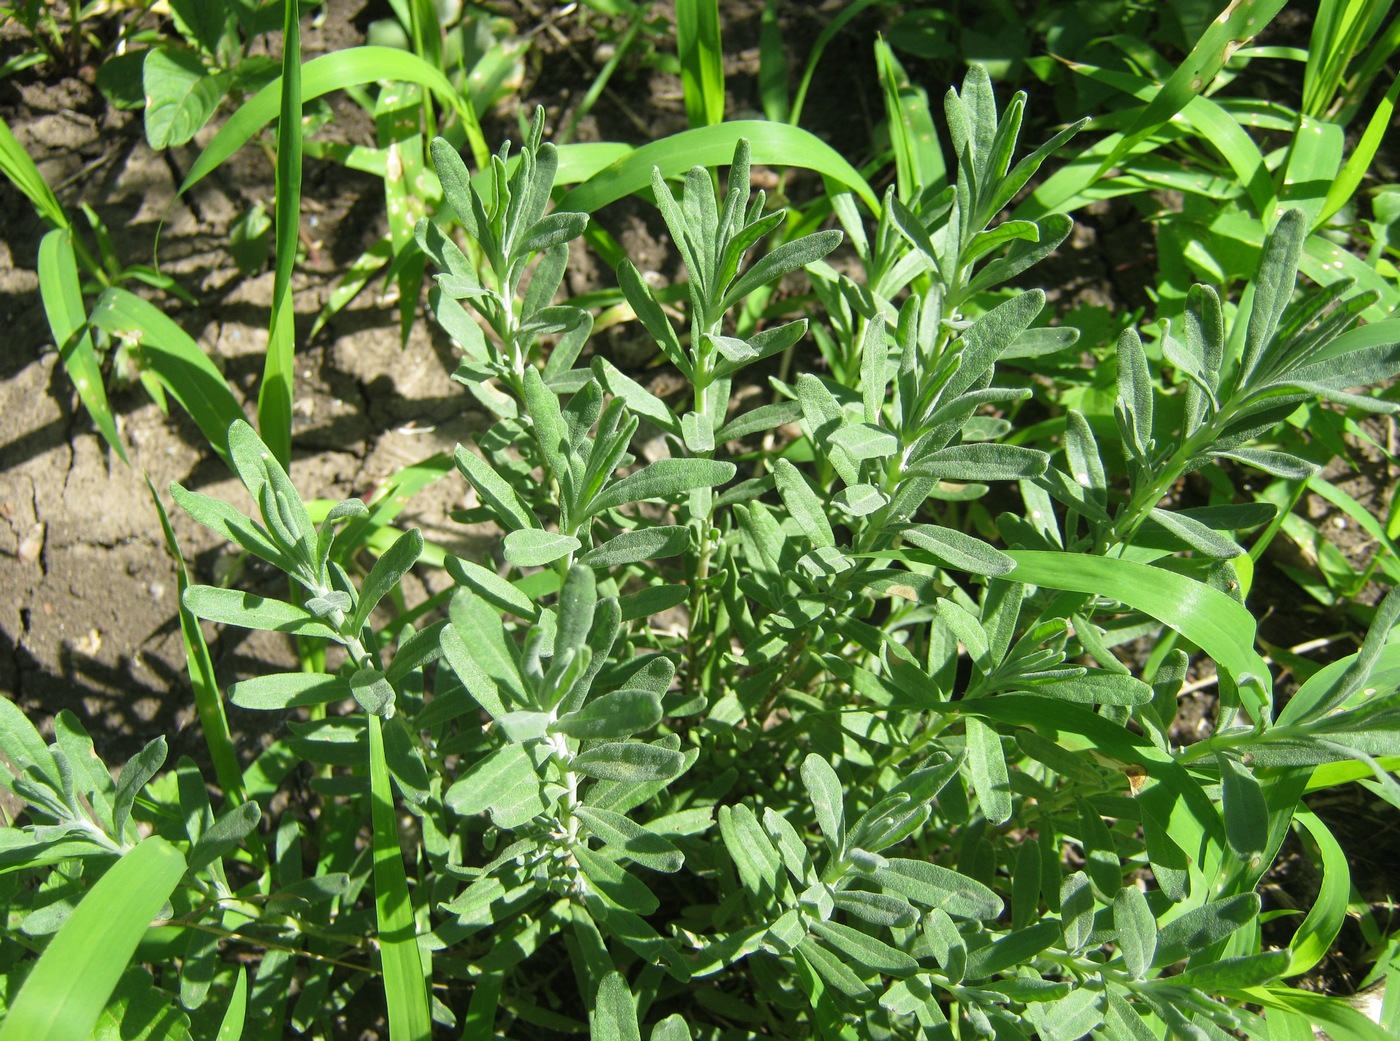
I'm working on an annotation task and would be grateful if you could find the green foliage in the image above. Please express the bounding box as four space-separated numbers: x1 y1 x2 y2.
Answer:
3 7 1400 1039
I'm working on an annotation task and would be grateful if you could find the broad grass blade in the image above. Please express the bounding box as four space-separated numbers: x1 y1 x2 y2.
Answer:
181 47 489 198
38 229 126 462
0 113 67 229
557 121 880 215
257 0 304 468
1004 550 1271 705
676 0 724 128
369 715 433 1040
0 837 186 1041
89 288 244 465
1066 59 1273 217
1089 0 1289 184
1285 811 1350 977
215 967 248 1041
1320 68 1400 226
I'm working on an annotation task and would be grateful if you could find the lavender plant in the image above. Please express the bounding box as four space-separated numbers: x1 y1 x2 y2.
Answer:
0 67 1397 1041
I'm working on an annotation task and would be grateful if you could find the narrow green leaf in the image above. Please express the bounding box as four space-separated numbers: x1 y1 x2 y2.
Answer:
214 968 247 1041
676 0 724 128
90 288 243 465
183 47 488 196
557 121 880 215
1089 0 1289 184
1005 551 1270 704
256 0 304 467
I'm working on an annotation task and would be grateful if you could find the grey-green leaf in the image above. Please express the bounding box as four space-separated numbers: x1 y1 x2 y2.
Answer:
774 459 835 548
1153 893 1260 967
228 672 350 711
588 459 737 517
182 586 339 640
573 742 686 782
1147 508 1244 559
577 526 691 568
898 524 1015 576
592 972 642 1041
1217 754 1268 859
964 716 1012 824
187 802 261 875
1113 886 1156 979
551 690 663 740
801 755 846 856
444 743 547 829
350 667 396 719
350 527 423 633
874 859 1003 919
503 528 581 567
574 805 684 873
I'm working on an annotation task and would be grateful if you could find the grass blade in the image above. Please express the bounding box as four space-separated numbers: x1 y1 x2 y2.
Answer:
146 476 246 805
788 0 883 127
0 837 186 1041
757 0 787 122
215 968 248 1041
257 0 304 469
1089 0 1290 184
369 714 433 1040
1005 550 1271 705
556 121 879 215
1285 811 1350 977
1320 68 1400 227
89 287 244 465
676 0 724 128
38 228 126 462
0 112 67 229
180 47 488 198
